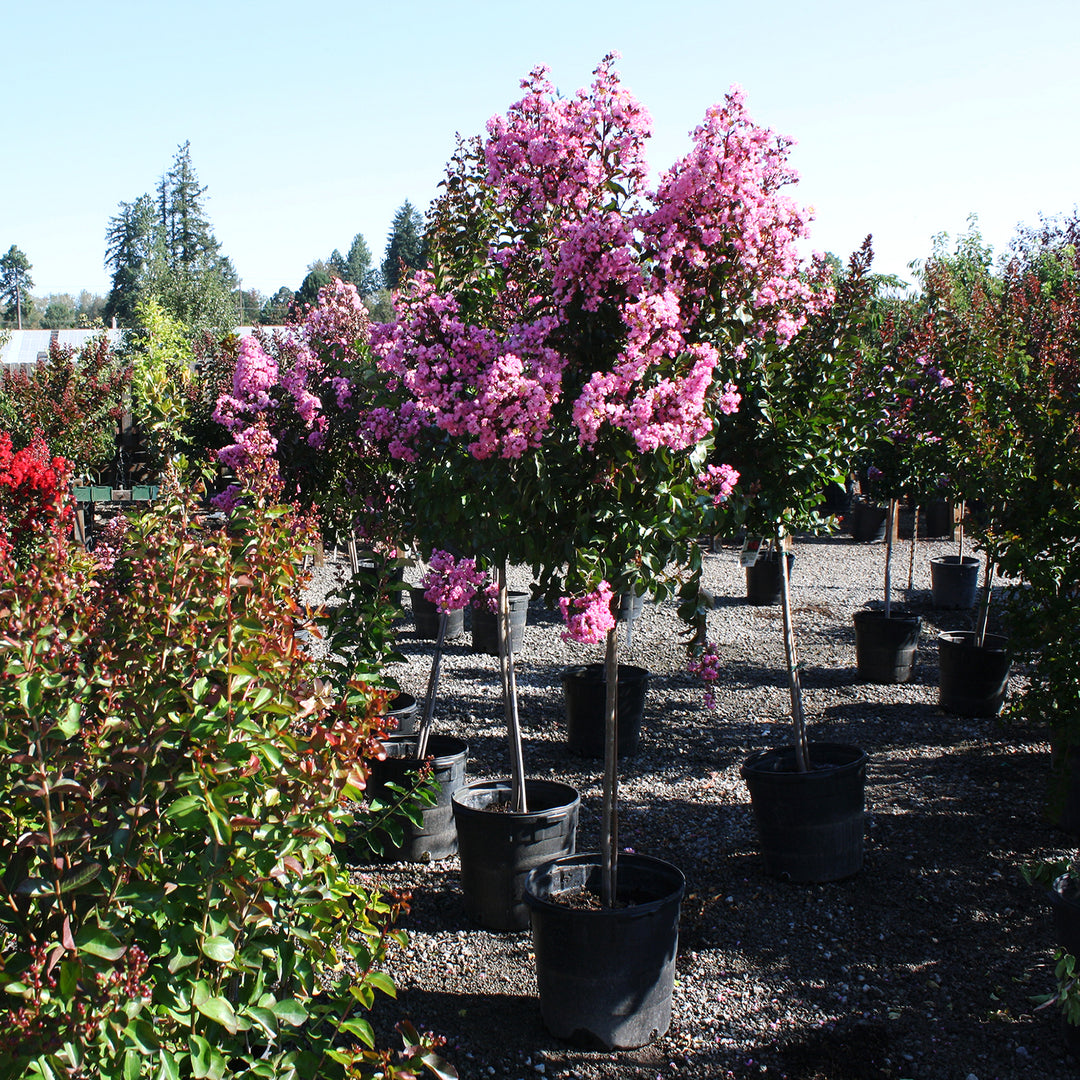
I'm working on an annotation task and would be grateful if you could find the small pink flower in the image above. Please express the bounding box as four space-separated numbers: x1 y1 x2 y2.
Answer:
559 581 617 644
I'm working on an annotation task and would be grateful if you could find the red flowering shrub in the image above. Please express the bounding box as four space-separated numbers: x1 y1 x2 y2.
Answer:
0 430 71 565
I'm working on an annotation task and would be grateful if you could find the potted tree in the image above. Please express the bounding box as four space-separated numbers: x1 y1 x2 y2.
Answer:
370 56 849 1043
711 241 880 882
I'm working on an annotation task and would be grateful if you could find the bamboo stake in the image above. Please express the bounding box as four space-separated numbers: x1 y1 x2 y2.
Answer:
777 529 809 772
884 499 898 618
601 626 619 907
907 504 918 592
415 612 447 760
498 565 528 813
975 556 994 649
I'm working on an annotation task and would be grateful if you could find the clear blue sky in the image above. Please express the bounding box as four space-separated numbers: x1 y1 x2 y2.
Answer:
5 0 1078 301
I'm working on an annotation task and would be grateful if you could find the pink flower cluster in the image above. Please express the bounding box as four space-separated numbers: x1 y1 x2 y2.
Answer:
687 641 722 709
698 462 741 505
420 549 489 613
559 581 617 644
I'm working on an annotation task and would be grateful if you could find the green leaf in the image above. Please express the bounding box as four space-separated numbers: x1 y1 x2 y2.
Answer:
200 936 235 963
366 970 397 998
270 998 308 1026
123 1049 140 1080
196 994 239 1034
155 1049 180 1080
336 1017 374 1047
243 1005 279 1038
77 928 126 961
59 861 102 893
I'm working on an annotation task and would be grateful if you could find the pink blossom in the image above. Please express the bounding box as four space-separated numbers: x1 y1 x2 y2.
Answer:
420 550 489 613
559 581 617 644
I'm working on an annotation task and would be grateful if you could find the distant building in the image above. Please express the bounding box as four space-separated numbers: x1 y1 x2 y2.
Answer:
0 329 125 377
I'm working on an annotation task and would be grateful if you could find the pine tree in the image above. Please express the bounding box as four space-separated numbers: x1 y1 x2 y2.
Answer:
381 201 427 290
0 245 34 329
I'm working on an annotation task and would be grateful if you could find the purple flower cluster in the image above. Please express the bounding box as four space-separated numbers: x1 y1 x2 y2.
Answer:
420 549 489 614
559 581 617 644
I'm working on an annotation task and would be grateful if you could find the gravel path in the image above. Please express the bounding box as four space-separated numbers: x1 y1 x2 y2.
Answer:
307 518 1077 1080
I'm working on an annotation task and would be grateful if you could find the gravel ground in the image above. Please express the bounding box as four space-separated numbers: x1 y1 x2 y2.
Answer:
306 515 1079 1080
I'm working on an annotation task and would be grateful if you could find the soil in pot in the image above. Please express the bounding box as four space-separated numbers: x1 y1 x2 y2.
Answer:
853 608 922 684
523 852 684 1050
740 742 867 882
937 631 1011 717
470 591 529 656
452 778 579 931
409 588 464 640
561 663 649 758
358 733 468 862
930 555 980 610
745 550 795 606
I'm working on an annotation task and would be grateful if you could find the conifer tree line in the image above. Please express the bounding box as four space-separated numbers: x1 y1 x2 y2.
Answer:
2 143 429 334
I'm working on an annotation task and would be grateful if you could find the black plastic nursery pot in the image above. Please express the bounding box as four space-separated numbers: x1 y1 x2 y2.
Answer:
937 632 1011 718
523 852 684 1050
853 609 922 684
1048 874 1080 959
409 589 464 640
740 743 867 882
925 499 957 539
745 550 795 606
470 592 530 657
381 692 419 736
848 501 888 543
561 663 649 758
363 734 468 862
930 555 980 610
452 778 580 932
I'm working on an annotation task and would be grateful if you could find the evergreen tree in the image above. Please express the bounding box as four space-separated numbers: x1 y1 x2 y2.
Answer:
381 201 427 289
259 286 295 325
0 245 34 329
346 232 382 295
296 267 332 309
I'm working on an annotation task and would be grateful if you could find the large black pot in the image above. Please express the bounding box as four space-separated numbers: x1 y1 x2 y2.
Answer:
925 499 956 539
363 734 468 862
745 550 794 606
470 592 529 656
409 589 464 640
740 743 867 882
853 609 922 684
849 501 888 543
523 852 684 1049
937 632 1011 717
561 663 649 758
452 778 580 931
930 555 979 610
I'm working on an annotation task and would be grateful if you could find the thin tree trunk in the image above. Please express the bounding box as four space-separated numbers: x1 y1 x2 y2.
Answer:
908 505 918 592
975 556 994 648
498 565 528 812
601 626 619 907
778 530 809 772
884 498 898 618
957 500 966 561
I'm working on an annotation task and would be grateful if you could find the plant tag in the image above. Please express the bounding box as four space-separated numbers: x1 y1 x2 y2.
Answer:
740 536 764 567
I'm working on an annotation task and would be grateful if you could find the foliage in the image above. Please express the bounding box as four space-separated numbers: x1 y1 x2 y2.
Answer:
381 201 427 291
104 144 239 334
0 335 130 479
1 245 34 329
0 467 455 1079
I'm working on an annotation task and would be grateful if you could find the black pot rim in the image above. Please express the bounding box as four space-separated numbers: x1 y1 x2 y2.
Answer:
937 631 1009 653
523 851 684 918
452 777 580 817
930 555 979 568
561 662 650 684
379 733 468 765
853 608 922 626
740 742 868 779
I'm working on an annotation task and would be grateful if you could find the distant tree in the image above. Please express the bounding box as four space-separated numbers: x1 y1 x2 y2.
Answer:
104 144 237 333
381 201 427 289
76 291 108 327
345 232 382 295
296 267 332 309
259 286 295 325
42 294 77 329
0 245 34 329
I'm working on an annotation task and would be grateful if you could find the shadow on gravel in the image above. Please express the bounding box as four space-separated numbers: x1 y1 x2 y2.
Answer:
771 1019 894 1079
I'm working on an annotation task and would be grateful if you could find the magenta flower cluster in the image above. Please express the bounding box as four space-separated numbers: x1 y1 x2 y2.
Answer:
687 641 722 709
559 581 617 644
697 462 741 506
420 549 489 614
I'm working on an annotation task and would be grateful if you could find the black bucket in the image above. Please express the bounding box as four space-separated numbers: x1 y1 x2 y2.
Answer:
740 742 867 882
937 632 1010 717
930 555 980 610
745 551 794 606
409 589 464 640
364 734 468 862
853 609 921 684
924 499 956 538
471 592 530 656
849 501 888 543
381 692 419 736
524 852 684 1049
452 778 580 931
562 663 649 758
